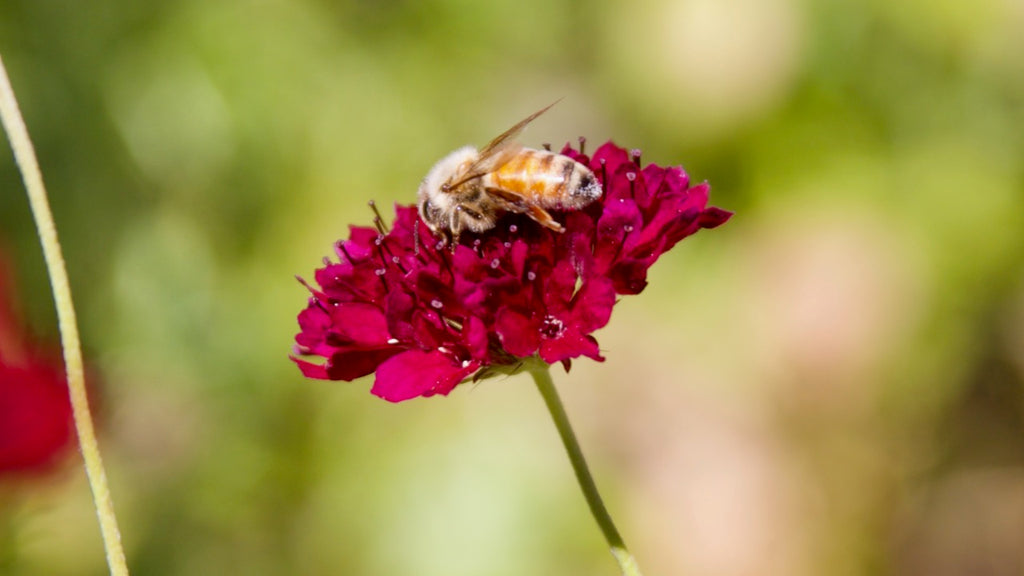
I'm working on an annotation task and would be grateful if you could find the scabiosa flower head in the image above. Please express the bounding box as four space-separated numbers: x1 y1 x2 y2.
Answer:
0 253 74 476
293 141 731 402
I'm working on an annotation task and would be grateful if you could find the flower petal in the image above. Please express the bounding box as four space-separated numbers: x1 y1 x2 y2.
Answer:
608 259 652 295
464 316 490 361
591 142 633 188
539 331 604 364
570 275 616 333
594 197 643 272
0 361 73 473
294 346 402 381
329 302 390 345
372 349 478 402
495 307 540 358
700 206 734 229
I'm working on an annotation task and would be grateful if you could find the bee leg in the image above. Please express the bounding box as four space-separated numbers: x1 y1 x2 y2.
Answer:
486 188 528 213
525 205 565 233
435 227 453 250
484 187 565 233
450 207 463 249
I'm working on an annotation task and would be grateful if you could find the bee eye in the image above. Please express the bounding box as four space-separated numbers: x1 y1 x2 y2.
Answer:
420 199 440 222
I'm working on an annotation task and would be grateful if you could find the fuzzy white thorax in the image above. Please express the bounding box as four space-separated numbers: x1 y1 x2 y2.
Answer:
417 146 479 213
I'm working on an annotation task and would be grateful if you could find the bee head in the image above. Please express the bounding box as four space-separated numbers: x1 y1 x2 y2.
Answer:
417 146 479 234
419 146 477 194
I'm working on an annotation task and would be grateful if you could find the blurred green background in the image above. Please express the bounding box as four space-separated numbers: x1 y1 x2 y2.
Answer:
2 0 1024 574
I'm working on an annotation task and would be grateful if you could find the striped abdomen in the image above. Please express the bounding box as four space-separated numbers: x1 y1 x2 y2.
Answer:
483 149 602 209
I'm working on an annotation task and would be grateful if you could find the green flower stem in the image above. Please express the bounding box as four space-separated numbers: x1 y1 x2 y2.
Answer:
528 365 644 576
0 54 130 576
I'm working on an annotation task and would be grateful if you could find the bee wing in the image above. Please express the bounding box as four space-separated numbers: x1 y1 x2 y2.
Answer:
466 100 560 176
463 141 524 180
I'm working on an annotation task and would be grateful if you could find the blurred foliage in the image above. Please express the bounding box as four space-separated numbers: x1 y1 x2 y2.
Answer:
2 0 1024 574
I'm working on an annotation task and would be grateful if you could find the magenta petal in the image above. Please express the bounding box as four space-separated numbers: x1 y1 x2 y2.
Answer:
389 205 422 244
342 226 380 259
294 346 402 381
412 310 450 349
558 143 590 165
641 183 717 251
0 361 73 473
700 206 733 229
316 264 383 304
544 261 579 311
385 288 417 341
293 357 329 379
414 271 467 317
295 304 331 343
595 198 642 269
465 316 490 361
608 259 651 295
372 350 478 402
330 302 390 344
656 165 690 196
590 142 632 182
571 275 616 332
539 331 604 364
495 307 540 357
509 240 529 278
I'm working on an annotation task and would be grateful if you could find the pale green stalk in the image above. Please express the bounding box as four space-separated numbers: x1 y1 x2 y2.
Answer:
0 53 130 576
529 365 645 576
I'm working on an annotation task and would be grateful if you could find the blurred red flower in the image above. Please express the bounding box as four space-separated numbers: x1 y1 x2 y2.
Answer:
0 253 74 476
293 141 731 402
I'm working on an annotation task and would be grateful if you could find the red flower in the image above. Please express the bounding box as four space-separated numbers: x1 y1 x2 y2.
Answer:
293 141 731 402
0 254 74 476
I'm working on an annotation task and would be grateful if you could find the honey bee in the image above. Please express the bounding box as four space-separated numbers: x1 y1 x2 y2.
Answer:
417 102 603 245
